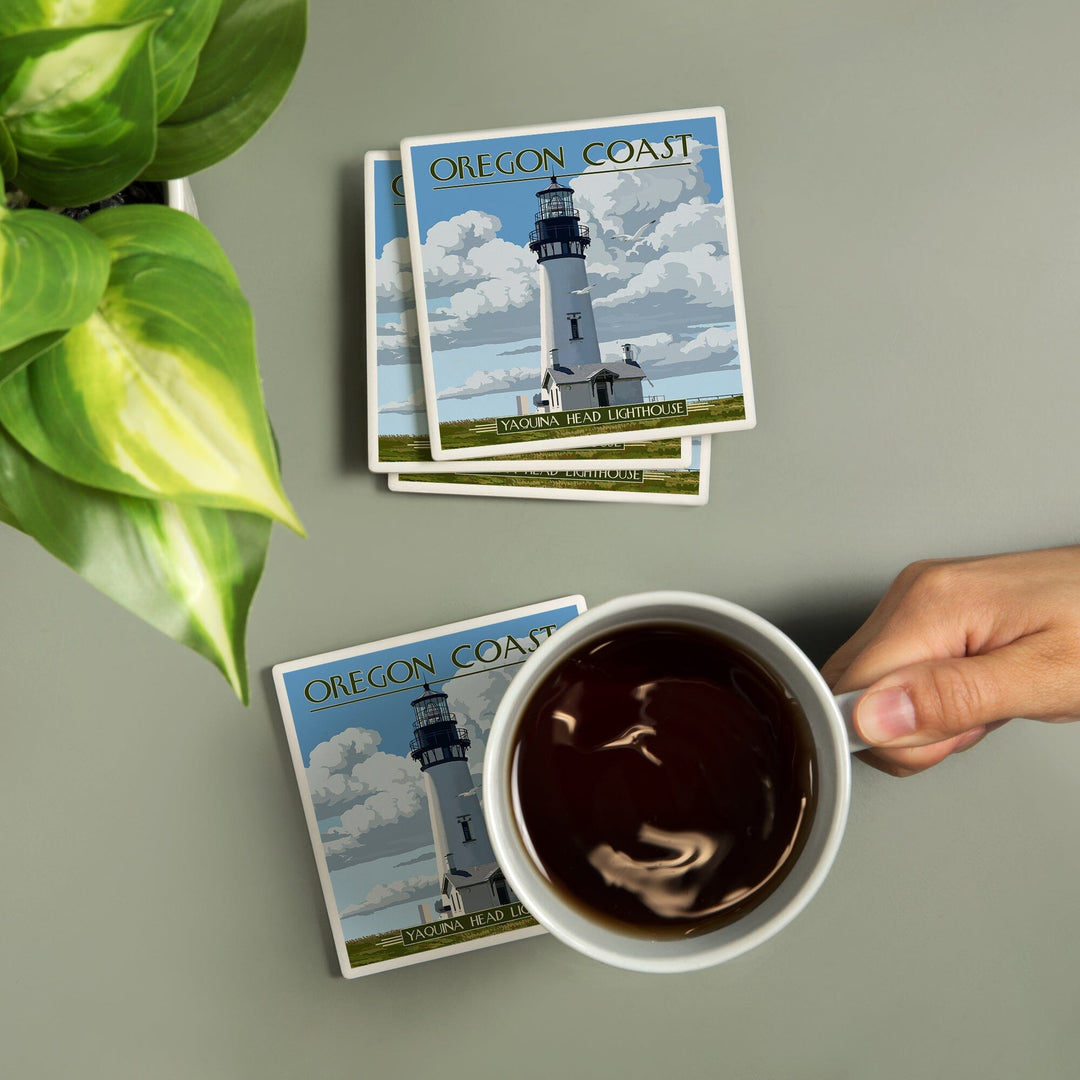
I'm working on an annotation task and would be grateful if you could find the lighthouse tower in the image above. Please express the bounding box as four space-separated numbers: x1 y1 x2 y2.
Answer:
409 683 513 917
529 176 602 408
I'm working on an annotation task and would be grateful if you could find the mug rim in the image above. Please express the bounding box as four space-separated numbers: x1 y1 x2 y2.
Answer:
482 590 853 973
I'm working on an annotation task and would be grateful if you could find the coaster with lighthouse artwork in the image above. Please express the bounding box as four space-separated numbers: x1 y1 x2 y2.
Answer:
401 107 754 461
388 436 710 505
366 151 691 473
273 596 585 976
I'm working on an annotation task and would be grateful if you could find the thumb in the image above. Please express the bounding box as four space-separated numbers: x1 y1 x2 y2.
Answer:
854 637 1051 747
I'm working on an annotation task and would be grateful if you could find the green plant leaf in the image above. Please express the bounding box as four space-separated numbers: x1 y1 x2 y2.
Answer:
139 0 223 120
0 420 269 701
0 329 68 385
144 0 306 180
0 204 110 350
0 18 162 206
0 118 17 182
0 1 223 122
0 204 304 533
85 201 239 286
0 483 21 529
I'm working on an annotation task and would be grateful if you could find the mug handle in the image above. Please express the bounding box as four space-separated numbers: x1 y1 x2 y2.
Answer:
834 690 871 753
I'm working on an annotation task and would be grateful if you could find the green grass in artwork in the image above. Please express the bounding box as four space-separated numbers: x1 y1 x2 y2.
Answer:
346 909 539 967
397 470 702 496
439 396 745 451
377 436 438 463
377 434 684 463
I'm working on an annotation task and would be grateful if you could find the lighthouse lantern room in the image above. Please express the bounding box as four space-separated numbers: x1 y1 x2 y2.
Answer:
529 175 589 256
409 682 469 769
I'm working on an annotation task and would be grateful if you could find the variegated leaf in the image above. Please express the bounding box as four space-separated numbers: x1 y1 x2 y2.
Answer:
0 204 303 532
0 420 269 701
0 0 223 121
86 200 238 284
0 329 67 385
145 0 306 179
0 201 110 350
0 118 16 181
0 18 161 206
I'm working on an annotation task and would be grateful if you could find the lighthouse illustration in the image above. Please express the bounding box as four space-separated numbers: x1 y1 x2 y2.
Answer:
408 683 516 919
528 175 647 414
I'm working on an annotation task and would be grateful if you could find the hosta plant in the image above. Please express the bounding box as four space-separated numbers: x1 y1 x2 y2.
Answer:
0 1 307 702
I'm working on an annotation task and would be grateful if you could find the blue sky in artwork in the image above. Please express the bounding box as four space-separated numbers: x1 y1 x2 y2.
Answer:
406 115 723 237
280 603 579 763
371 155 425 438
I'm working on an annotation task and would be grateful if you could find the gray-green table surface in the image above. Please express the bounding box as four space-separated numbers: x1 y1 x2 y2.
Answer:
4 2 1079 1076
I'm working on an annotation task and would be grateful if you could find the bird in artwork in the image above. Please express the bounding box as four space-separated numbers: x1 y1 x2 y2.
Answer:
611 219 657 243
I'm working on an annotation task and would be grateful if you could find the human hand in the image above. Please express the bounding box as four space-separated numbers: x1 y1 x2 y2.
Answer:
821 546 1080 776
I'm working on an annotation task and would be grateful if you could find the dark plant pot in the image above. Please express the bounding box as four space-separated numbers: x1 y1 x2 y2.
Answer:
5 177 197 219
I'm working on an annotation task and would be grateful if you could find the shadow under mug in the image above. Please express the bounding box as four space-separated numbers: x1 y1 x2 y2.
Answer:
482 591 867 974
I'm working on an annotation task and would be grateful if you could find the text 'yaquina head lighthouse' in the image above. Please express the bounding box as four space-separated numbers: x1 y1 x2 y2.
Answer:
408 683 516 920
526 175 646 414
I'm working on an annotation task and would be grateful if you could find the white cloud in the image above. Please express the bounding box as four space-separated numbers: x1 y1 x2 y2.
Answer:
339 875 439 917
442 667 518 789
425 273 539 350
375 307 419 368
378 387 425 415
339 774 426 836
648 325 741 379
572 141 716 236
597 332 675 365
374 236 414 306
419 211 518 294
394 850 435 868
560 145 736 338
596 245 734 313
310 727 381 768
444 668 513 736
398 211 540 350
628 197 728 262
306 727 432 870
665 325 739 364
435 365 539 401
378 310 418 343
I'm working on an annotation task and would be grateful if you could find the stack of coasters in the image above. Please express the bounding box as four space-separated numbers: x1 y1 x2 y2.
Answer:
366 107 754 505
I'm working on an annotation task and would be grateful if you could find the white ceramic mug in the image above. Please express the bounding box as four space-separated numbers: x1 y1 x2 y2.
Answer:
483 591 867 974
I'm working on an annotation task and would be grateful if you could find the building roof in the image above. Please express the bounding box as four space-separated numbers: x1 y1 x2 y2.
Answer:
536 174 573 196
410 682 448 707
444 861 502 884
543 362 647 387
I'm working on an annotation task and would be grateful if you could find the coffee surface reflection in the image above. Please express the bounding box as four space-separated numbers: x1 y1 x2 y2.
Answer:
511 623 817 937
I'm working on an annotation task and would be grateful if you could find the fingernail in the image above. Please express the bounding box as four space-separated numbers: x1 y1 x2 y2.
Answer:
858 686 917 743
953 726 987 754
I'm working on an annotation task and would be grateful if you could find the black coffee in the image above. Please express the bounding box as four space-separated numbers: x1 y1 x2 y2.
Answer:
511 622 817 937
